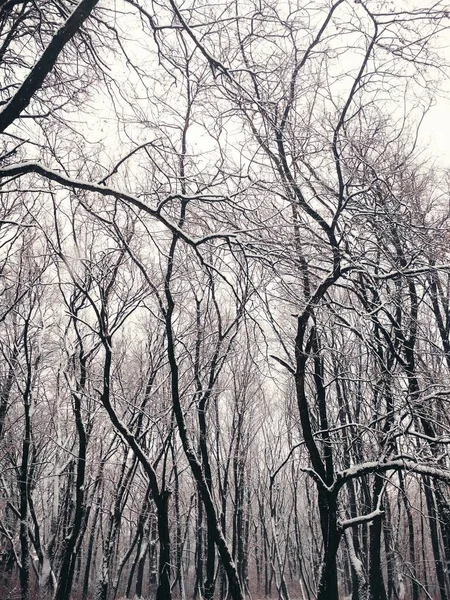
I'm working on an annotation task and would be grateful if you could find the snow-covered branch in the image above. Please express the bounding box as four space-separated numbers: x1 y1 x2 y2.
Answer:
0 0 100 132
334 459 450 492
0 162 200 245
338 509 384 531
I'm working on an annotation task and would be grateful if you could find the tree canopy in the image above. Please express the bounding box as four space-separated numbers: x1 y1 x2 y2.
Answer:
1 2 450 600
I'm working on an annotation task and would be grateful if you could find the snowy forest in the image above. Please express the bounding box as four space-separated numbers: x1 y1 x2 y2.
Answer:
2 1 450 600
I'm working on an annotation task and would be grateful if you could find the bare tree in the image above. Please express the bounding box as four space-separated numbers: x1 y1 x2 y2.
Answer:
1 2 450 600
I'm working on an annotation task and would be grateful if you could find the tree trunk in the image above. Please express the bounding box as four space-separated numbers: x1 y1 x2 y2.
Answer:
368 476 387 600
19 399 31 600
155 491 172 600
316 490 340 600
423 476 448 600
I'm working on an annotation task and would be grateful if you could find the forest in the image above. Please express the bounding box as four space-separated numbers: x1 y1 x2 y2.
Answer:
1 1 450 600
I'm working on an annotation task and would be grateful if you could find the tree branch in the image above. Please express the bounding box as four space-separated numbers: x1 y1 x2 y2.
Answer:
0 0 100 132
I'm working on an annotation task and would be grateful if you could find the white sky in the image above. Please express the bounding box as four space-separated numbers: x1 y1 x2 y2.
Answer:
422 92 450 168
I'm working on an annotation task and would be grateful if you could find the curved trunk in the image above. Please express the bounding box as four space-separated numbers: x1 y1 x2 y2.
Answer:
165 232 244 600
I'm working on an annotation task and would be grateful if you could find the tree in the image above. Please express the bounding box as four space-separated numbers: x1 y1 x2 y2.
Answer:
1 1 450 600
159 1 450 598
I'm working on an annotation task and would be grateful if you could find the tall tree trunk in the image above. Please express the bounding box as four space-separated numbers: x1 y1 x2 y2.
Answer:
82 502 100 600
398 472 419 600
19 396 31 600
165 236 244 600
194 489 204 599
368 476 387 600
155 491 172 600
54 353 88 600
172 441 186 600
316 490 340 600
99 337 172 600
423 476 448 600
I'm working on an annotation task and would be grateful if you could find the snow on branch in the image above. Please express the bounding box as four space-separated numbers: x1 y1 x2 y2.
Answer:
0 161 205 246
0 0 100 132
338 509 384 531
334 459 450 492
